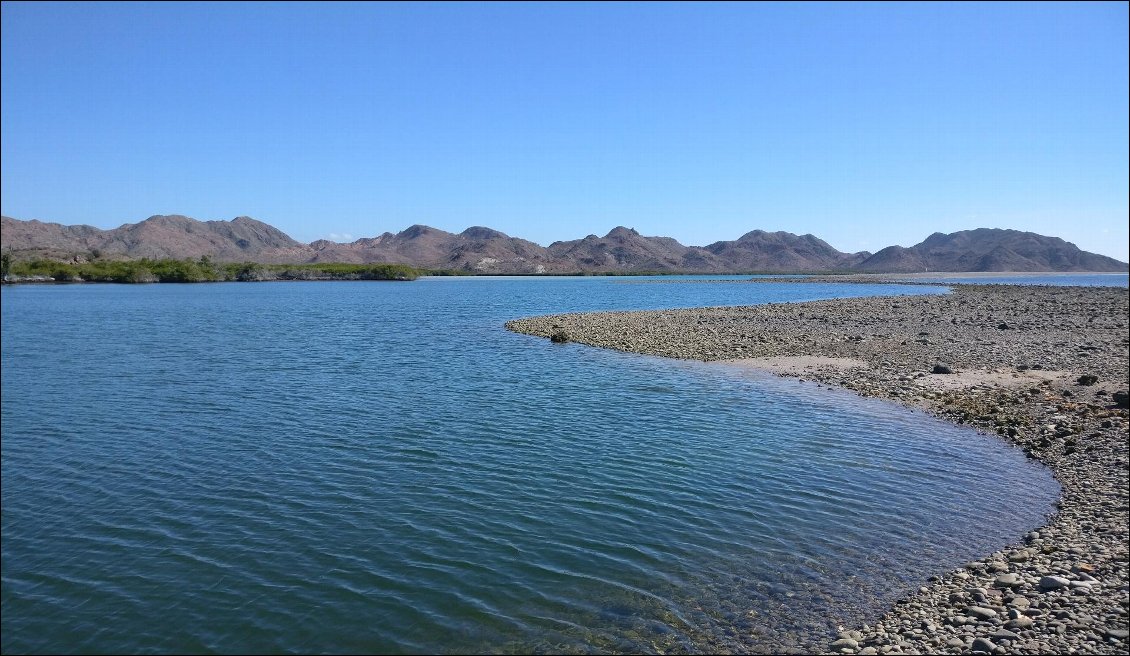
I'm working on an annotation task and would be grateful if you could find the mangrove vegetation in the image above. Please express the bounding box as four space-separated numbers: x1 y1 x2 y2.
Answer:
2 255 424 284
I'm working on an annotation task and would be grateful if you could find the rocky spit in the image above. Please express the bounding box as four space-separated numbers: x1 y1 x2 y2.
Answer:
506 284 1129 655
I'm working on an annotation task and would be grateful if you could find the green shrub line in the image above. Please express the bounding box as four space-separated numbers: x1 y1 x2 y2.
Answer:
3 256 424 283
0 251 856 283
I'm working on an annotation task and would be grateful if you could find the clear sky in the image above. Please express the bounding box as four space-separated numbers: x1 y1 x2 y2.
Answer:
2 2 1128 261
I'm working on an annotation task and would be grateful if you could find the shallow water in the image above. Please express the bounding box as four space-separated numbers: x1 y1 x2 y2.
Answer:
885 272 1129 287
1 277 1059 653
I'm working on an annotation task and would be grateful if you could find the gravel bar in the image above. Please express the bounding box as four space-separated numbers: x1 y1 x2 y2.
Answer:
506 284 1129 655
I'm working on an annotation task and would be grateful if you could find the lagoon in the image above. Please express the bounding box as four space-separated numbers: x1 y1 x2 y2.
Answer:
1 277 1059 653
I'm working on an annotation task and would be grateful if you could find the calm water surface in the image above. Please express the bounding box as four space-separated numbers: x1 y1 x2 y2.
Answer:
885 272 1129 286
1 277 1059 654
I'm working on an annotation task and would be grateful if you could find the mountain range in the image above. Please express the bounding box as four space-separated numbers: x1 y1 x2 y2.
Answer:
2 214 1126 274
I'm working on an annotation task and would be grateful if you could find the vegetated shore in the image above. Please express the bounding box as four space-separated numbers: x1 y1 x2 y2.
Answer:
0 259 423 283
506 282 1130 655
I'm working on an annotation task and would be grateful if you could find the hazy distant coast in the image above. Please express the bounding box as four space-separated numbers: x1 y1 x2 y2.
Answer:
508 284 1130 654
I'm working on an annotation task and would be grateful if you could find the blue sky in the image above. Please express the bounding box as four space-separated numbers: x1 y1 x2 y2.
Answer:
3 2 1127 261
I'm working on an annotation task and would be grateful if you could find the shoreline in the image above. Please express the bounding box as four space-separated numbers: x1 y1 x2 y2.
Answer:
506 284 1129 654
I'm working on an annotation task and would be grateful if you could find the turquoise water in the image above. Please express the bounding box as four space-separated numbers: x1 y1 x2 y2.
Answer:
1 278 1059 654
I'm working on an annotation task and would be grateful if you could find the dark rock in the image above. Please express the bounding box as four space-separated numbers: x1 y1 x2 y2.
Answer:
1076 374 1099 386
1113 390 1129 408
549 332 570 344
1039 576 1070 590
972 636 996 653
932 364 953 374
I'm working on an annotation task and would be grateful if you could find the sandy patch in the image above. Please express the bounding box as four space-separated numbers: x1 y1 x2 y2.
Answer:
915 367 1069 391
715 356 867 376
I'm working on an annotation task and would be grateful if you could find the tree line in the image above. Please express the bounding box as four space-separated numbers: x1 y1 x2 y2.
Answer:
1 254 424 283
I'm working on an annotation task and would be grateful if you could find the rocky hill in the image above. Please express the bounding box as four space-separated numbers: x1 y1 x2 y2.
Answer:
306 225 556 273
1 215 305 263
856 228 1126 273
2 215 1126 273
547 227 722 272
705 230 870 272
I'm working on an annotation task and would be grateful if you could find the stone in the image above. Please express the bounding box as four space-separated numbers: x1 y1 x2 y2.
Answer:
966 606 998 620
830 637 858 650
549 331 569 343
1075 374 1099 386
994 573 1023 588
932 363 953 374
1113 390 1129 408
1006 595 1031 610
972 636 996 653
1005 616 1034 629
1039 576 1071 590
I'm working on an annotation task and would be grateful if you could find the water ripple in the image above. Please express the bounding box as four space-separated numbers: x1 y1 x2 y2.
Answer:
2 279 1058 654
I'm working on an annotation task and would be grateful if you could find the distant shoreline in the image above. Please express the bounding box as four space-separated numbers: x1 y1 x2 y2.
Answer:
507 283 1130 654
4 266 1127 286
1 259 422 284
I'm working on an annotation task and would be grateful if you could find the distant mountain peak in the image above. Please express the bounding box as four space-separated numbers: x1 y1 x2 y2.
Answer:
856 227 1123 273
399 224 446 239
0 216 1125 274
142 214 191 223
605 226 640 238
461 226 508 240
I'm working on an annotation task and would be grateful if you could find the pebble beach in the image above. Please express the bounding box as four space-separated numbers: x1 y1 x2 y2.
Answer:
506 282 1129 655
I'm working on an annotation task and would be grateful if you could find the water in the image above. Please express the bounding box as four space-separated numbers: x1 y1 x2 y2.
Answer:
884 272 1129 287
1 277 1059 654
